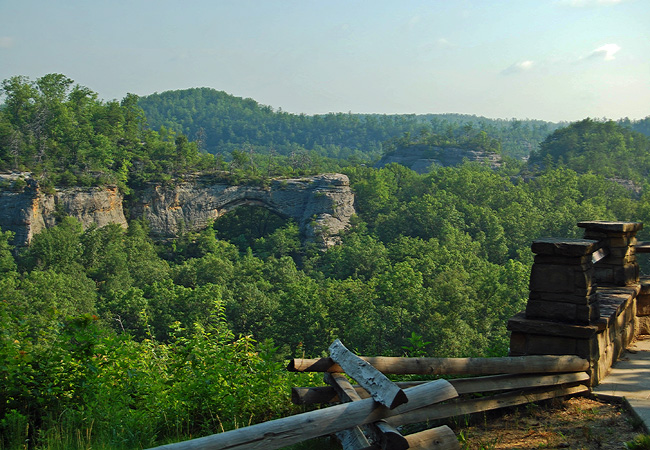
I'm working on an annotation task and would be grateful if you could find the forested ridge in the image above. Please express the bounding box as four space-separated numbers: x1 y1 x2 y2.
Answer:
2 74 650 449
137 87 564 160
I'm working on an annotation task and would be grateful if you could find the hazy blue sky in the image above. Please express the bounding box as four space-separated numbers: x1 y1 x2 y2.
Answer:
1 0 648 122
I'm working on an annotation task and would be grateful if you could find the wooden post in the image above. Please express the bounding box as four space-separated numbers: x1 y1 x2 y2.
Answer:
324 373 372 450
288 354 589 375
329 339 407 409
144 379 458 450
326 373 409 450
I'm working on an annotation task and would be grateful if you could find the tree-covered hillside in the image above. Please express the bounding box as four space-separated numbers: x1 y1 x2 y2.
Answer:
619 116 650 137
529 118 650 182
0 74 219 191
138 87 562 160
0 75 344 191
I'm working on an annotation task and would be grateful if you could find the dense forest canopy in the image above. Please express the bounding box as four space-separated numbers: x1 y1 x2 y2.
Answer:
619 116 650 137
0 74 221 191
137 87 565 160
1 74 650 449
530 118 650 182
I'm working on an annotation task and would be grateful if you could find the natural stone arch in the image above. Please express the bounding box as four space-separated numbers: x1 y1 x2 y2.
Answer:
131 173 355 248
217 198 288 219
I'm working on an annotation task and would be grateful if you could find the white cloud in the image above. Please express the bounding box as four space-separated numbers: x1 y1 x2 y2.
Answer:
435 38 451 48
501 60 535 75
0 37 14 49
586 44 621 61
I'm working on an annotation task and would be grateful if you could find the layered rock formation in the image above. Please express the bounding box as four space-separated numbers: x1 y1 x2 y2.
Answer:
0 172 355 248
0 173 127 246
376 146 502 173
131 173 354 247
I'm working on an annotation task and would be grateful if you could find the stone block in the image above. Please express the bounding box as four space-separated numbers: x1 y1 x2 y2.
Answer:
597 264 637 286
615 309 628 335
526 335 577 355
603 236 637 248
594 342 615 385
624 321 636 348
637 316 650 335
529 265 573 293
526 300 576 322
583 231 608 240
576 336 600 360
507 312 598 339
529 291 596 305
637 295 650 316
615 263 639 285
531 238 599 257
526 300 597 325
534 254 592 266
594 267 615 284
509 332 527 354
623 302 636 325
596 330 609 356
612 331 624 361
529 264 593 294
578 221 643 235
603 246 634 262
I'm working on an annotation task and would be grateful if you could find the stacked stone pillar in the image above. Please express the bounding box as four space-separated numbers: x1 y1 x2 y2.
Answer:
578 221 642 286
526 238 599 325
508 221 644 386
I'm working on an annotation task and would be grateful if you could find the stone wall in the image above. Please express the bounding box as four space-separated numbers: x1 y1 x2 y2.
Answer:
508 221 643 386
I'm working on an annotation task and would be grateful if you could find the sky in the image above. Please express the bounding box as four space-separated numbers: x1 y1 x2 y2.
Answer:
1 0 649 123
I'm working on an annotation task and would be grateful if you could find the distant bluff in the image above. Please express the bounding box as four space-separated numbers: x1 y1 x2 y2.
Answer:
375 146 502 173
0 173 355 248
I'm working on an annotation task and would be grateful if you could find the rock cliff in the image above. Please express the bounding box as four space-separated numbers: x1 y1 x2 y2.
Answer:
0 172 355 248
0 173 127 247
130 173 355 247
376 146 502 173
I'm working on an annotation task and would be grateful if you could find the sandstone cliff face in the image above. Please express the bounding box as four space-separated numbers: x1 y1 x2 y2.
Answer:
130 173 355 247
376 146 502 173
0 173 128 246
0 172 355 248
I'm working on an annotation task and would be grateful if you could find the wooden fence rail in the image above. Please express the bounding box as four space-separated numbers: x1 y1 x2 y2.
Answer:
146 380 457 450
288 354 589 375
292 371 591 405
146 344 591 450
287 351 590 450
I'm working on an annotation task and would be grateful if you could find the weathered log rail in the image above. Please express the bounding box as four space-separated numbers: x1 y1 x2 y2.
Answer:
146 379 458 450
290 348 590 450
288 354 589 375
146 342 590 450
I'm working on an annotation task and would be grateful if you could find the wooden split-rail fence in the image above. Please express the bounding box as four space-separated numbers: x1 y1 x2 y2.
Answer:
147 339 590 450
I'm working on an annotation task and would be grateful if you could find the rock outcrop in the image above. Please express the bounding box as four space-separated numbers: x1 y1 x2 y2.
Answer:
0 172 355 248
376 146 502 173
130 173 355 247
0 173 127 247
